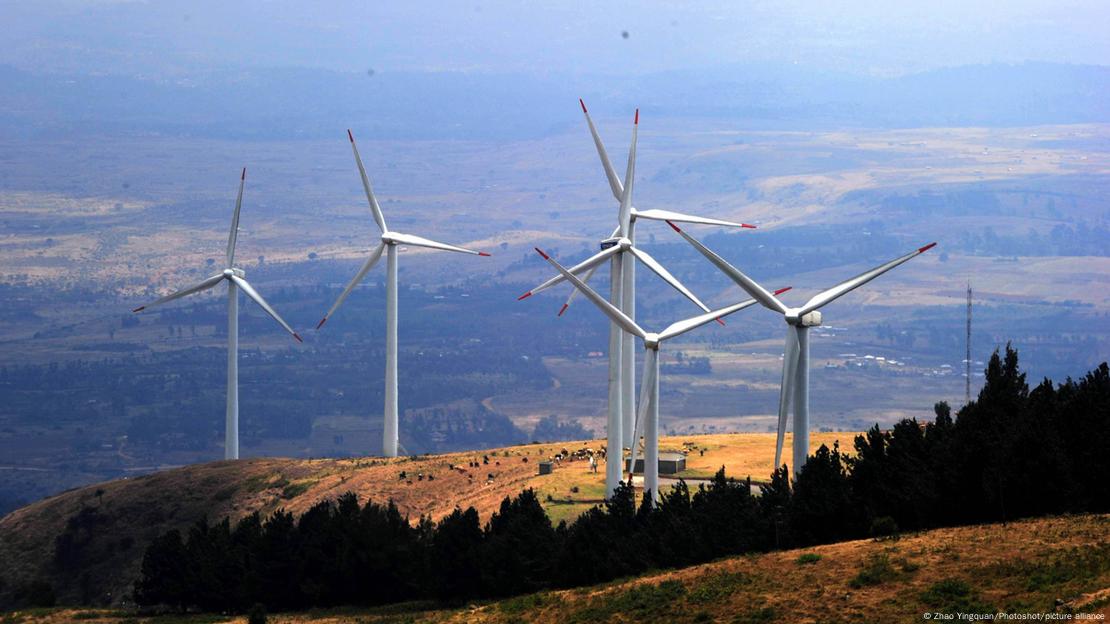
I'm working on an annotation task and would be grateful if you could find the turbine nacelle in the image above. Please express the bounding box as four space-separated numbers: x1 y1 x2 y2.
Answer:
222 268 246 279
785 309 822 327
599 236 632 251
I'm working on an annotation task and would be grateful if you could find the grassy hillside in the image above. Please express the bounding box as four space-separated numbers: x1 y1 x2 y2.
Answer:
0 432 847 608
5 514 1109 622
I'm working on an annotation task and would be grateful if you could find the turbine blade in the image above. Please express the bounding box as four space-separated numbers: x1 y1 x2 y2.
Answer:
617 109 638 236
533 248 646 339
517 244 621 299
659 298 758 341
558 263 599 316
627 246 711 314
579 98 624 202
634 208 756 229
348 129 388 233
666 220 788 315
628 349 656 481
132 273 225 312
797 242 937 316
228 275 302 342
227 168 246 266
555 223 618 314
775 328 800 469
317 243 386 328
388 232 489 256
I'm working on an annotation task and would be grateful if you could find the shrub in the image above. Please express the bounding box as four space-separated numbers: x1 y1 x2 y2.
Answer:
247 603 267 624
919 579 993 613
849 553 896 588
280 481 311 499
499 592 549 615
686 571 749 604
795 553 822 565
569 581 686 623
896 557 921 573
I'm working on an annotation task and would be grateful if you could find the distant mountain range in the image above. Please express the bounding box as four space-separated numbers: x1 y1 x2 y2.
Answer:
1 62 1107 140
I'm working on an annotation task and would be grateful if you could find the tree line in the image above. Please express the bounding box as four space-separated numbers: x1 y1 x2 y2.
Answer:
133 345 1109 612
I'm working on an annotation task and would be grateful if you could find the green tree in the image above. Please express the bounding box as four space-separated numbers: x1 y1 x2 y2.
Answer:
479 489 558 597
134 529 188 609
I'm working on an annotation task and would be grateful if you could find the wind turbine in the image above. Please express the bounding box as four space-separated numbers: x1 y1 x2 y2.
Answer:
535 247 787 503
518 103 755 498
132 168 302 460
315 130 490 458
667 220 936 476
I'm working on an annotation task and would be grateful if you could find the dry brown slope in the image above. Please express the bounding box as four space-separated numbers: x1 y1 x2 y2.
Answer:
430 514 1110 624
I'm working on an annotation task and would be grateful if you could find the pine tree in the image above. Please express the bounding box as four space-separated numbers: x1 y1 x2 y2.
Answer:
479 489 558 597
134 529 188 609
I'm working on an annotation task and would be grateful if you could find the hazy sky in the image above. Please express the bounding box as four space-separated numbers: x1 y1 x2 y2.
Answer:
2 1 1108 78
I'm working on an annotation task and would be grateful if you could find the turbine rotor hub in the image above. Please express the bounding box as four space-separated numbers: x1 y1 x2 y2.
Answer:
644 333 660 349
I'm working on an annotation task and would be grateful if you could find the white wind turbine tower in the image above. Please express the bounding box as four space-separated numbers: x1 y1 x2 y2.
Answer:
315 130 491 458
535 247 787 503
518 103 755 498
668 221 936 476
132 168 302 460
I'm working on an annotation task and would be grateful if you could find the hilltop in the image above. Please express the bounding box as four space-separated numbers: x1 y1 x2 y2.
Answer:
7 514 1110 622
0 431 847 608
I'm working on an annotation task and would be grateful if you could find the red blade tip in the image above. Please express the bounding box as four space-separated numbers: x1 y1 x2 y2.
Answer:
478 251 491 257
716 318 726 326
742 223 756 229
534 247 550 260
557 303 569 316
316 317 328 330
773 286 792 295
579 98 587 113
347 129 354 142
634 108 639 125
132 306 145 313
666 220 681 233
293 333 303 343
918 242 937 253
517 292 533 301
